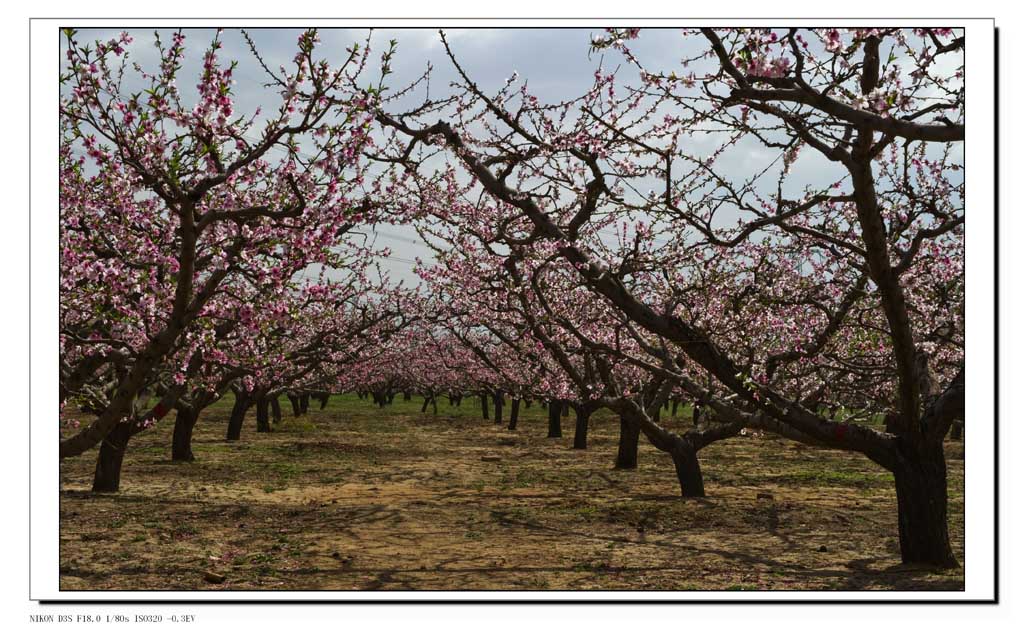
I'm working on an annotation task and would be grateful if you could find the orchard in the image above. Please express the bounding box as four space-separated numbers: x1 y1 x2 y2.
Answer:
58 27 966 591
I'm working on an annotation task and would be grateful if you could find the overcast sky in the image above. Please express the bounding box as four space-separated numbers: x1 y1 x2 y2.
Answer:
68 28 962 286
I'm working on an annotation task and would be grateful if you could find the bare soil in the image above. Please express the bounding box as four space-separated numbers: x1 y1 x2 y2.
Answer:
59 395 965 591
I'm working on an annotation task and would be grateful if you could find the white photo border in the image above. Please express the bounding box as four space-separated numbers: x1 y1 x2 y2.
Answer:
30 16 997 602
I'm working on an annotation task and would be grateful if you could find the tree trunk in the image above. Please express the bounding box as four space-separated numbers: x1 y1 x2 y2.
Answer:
319 393 330 410
480 392 490 420
226 392 251 441
671 441 706 497
299 393 310 414
508 398 520 431
671 398 679 416
493 391 504 425
547 400 562 438
692 400 703 430
255 394 271 433
404 391 412 401
270 395 282 424
561 402 570 417
171 406 198 462
92 418 133 492
884 411 902 435
615 413 639 469
572 405 591 450
288 394 301 417
893 444 958 567
421 394 432 413
950 419 963 441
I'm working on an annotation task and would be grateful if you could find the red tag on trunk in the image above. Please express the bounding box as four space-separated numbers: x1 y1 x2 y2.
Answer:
835 423 847 440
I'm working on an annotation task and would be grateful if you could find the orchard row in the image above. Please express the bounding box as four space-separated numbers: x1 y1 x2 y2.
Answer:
60 27 965 567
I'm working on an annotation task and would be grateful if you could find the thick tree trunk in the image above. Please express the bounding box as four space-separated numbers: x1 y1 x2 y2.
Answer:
547 401 562 438
92 418 132 492
615 413 639 469
893 444 958 567
508 398 520 431
255 394 271 433
299 393 310 414
950 419 963 441
288 394 302 417
671 442 706 497
226 392 251 441
171 406 198 462
493 391 504 425
480 392 490 420
884 411 902 435
319 393 330 410
421 394 433 413
572 405 591 450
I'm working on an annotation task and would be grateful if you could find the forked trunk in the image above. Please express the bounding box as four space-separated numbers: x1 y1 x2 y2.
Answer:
92 418 132 492
171 406 198 462
547 400 562 438
615 413 639 469
893 442 958 567
671 441 705 497
508 398 520 431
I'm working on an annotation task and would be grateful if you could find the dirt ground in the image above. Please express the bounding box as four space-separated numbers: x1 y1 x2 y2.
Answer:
58 394 965 591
